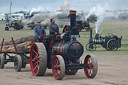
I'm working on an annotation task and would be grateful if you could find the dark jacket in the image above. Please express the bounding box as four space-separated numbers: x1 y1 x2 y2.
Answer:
49 24 59 35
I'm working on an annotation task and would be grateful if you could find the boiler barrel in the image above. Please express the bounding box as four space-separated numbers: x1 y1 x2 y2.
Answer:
52 41 84 60
93 39 105 44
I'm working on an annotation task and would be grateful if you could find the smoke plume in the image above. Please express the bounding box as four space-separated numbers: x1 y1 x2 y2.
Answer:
86 5 107 33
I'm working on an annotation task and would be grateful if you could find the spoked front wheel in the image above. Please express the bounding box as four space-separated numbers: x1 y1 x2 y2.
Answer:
84 54 98 78
86 43 96 51
52 55 65 80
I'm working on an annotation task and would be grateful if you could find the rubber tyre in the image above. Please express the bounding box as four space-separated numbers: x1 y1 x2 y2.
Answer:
30 43 47 76
84 54 98 78
14 55 22 72
0 55 5 69
52 55 65 80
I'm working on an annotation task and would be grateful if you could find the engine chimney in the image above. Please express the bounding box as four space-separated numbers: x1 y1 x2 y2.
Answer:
69 10 79 36
69 10 76 29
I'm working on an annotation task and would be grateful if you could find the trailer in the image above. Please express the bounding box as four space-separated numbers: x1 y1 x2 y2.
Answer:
0 38 29 71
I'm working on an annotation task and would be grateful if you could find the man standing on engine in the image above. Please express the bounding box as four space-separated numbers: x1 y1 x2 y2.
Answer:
49 18 59 35
34 21 46 42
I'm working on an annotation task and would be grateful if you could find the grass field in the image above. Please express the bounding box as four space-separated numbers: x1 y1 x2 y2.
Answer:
0 20 128 54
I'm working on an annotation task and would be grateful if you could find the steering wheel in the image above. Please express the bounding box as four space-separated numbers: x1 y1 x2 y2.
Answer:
39 34 46 42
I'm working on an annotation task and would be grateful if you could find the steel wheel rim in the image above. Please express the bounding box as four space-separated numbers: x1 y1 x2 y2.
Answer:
30 44 40 76
84 56 93 78
52 56 61 80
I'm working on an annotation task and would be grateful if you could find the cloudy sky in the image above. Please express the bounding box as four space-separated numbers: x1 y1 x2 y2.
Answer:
0 0 128 13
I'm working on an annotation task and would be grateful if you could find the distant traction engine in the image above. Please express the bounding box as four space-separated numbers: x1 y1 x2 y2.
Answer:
86 28 122 51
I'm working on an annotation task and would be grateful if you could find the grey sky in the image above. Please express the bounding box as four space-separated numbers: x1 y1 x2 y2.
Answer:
0 0 128 13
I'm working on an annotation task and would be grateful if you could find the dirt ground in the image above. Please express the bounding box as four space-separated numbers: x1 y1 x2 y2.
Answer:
0 53 128 85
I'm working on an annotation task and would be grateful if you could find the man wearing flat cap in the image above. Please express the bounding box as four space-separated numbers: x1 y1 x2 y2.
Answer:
34 21 46 42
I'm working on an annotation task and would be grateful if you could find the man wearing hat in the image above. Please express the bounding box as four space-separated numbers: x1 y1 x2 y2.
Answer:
34 21 46 42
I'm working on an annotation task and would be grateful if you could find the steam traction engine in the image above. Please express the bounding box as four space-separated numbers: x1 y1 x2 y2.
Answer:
5 20 24 31
30 10 98 80
86 28 122 51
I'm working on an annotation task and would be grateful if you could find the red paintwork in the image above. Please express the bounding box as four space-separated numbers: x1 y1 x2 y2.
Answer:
52 56 61 80
30 44 39 76
39 34 46 42
49 35 56 48
62 26 69 33
84 56 94 78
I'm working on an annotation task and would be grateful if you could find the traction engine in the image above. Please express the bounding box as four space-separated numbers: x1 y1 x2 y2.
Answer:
30 10 98 80
86 28 122 51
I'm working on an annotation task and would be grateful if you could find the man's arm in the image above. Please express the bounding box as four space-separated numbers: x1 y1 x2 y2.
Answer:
56 24 59 33
41 26 46 35
43 29 46 35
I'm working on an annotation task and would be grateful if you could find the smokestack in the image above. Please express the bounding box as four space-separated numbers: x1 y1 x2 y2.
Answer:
90 28 92 39
69 10 76 29
69 10 79 36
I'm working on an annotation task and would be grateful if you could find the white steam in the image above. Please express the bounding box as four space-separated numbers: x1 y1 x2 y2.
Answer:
86 5 106 33
61 0 70 12
30 7 44 15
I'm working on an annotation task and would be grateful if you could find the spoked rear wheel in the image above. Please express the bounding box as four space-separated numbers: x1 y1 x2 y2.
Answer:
84 54 98 78
52 55 65 80
0 55 5 69
107 39 118 51
30 43 47 76
14 55 22 72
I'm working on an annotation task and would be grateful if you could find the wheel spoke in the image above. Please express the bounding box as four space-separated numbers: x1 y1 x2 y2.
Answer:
33 64 38 73
32 57 36 62
88 69 93 75
33 50 38 56
88 63 93 69
84 55 98 78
